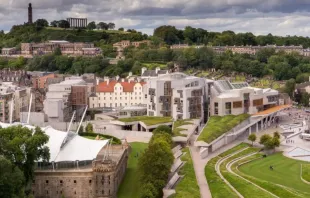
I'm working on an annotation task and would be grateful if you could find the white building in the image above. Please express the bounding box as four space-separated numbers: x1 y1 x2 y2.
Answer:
144 72 206 120
210 80 279 116
89 80 146 109
44 77 87 122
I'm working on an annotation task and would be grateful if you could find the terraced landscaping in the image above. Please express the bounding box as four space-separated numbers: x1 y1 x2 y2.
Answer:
172 119 193 137
198 114 250 143
172 148 200 198
118 116 172 126
205 143 310 198
301 164 310 182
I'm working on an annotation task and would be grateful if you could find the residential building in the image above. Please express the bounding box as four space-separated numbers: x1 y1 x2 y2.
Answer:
144 72 206 120
141 67 169 79
1 47 17 55
20 40 101 57
89 80 145 108
0 69 30 86
32 73 57 89
0 82 31 123
113 40 150 59
44 77 88 122
210 80 279 116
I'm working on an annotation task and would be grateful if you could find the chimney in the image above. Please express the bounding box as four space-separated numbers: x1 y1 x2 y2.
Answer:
141 67 147 75
107 79 110 85
121 78 125 82
116 75 120 81
155 67 160 74
96 78 99 85
128 72 132 77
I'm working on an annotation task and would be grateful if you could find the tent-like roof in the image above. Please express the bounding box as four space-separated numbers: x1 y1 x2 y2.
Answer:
0 123 109 163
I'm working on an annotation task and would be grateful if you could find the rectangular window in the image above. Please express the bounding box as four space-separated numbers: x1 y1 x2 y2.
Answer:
214 102 218 115
225 102 232 115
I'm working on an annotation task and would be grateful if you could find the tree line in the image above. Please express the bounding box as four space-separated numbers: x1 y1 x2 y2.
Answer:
153 25 310 48
138 125 174 198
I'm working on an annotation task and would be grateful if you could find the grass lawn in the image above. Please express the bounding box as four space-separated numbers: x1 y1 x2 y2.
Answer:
173 148 200 198
302 164 310 182
205 143 249 198
117 142 148 198
118 116 172 126
198 114 250 143
142 62 167 69
220 147 272 198
172 119 193 137
239 152 310 197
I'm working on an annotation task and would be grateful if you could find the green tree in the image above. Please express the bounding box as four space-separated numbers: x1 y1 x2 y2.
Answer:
284 78 296 98
85 123 94 133
97 22 108 30
58 20 70 28
34 19 49 27
301 92 310 107
248 133 257 146
118 27 124 31
152 125 172 135
54 47 62 56
0 156 25 198
259 134 272 145
0 126 50 183
87 21 96 30
78 125 84 135
50 20 58 27
108 22 115 30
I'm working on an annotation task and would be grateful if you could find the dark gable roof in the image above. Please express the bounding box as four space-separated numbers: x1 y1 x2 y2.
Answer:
157 70 168 74
142 70 157 77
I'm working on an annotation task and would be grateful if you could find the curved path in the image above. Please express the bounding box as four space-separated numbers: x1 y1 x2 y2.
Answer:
214 147 250 198
226 153 279 198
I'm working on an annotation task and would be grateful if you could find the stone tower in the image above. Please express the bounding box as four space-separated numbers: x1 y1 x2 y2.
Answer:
28 3 33 24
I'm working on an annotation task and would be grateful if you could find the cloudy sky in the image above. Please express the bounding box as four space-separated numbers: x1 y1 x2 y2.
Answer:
1 0 310 36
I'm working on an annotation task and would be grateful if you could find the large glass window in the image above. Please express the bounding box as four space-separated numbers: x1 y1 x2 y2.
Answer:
225 102 232 115
214 102 218 115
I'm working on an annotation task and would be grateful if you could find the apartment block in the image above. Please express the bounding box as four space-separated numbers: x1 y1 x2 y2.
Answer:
0 82 31 123
144 72 206 120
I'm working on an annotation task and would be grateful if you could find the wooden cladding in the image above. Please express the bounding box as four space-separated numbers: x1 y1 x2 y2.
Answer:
253 98 263 106
233 101 242 108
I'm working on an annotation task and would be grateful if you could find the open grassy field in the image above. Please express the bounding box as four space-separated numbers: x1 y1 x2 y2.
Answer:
117 142 148 198
198 114 250 143
172 148 200 198
239 152 310 197
118 116 172 126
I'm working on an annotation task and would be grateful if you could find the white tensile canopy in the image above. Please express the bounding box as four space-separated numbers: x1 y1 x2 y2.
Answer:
0 123 109 163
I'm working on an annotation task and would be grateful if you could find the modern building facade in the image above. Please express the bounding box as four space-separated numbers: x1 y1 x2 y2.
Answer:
21 41 101 57
144 72 206 120
44 77 88 122
89 80 145 109
210 80 279 116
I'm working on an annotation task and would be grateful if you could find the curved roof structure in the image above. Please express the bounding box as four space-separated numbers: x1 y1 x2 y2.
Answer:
0 123 109 163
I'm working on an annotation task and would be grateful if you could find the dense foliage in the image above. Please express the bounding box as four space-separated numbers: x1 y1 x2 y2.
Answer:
138 126 173 198
154 25 310 48
0 126 50 196
0 24 148 49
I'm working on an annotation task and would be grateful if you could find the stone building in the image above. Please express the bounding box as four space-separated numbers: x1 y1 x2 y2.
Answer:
21 40 101 57
0 123 129 198
1 47 17 55
0 69 30 86
67 18 87 28
113 40 150 59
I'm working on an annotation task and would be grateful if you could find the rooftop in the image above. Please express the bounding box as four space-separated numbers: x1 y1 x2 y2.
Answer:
253 105 291 116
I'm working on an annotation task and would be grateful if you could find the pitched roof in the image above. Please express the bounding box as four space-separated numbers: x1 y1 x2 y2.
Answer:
96 81 145 92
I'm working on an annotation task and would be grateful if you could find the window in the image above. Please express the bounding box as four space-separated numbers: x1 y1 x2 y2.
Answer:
115 103 117 107
214 102 218 115
225 102 232 115
46 190 48 194
46 180 49 184
89 180 92 184
60 180 63 184
74 180 76 183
